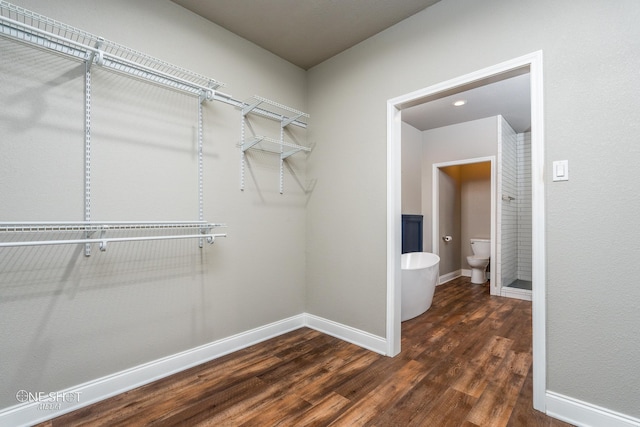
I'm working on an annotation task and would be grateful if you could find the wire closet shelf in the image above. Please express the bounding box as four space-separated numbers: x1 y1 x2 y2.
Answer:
0 0 310 123
0 222 227 252
0 1 229 254
0 0 224 96
238 96 311 193
0 1 311 251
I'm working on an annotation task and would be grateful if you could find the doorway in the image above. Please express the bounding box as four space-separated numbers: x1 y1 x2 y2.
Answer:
432 157 496 288
386 51 545 411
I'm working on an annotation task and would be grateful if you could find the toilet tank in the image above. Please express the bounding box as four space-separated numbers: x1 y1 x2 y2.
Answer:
470 238 491 257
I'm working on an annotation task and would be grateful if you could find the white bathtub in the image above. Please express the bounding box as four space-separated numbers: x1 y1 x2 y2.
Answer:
401 252 440 321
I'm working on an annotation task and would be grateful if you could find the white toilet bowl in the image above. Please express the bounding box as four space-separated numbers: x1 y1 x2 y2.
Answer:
467 255 490 283
467 238 490 284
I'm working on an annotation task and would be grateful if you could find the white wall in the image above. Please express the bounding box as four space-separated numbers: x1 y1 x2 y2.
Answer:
307 0 640 419
0 0 308 411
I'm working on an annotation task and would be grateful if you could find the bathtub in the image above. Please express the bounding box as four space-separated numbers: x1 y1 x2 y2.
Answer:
401 252 440 321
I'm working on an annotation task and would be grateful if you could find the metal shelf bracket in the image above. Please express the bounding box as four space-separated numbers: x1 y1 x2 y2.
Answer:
281 113 305 128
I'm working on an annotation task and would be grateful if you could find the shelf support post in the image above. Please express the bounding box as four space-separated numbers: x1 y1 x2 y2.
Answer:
279 121 285 194
84 59 92 256
240 113 246 191
197 95 205 247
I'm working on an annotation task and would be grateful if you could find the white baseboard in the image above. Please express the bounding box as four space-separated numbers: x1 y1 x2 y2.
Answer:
500 286 532 301
0 313 386 427
304 313 387 355
546 391 640 427
439 270 461 285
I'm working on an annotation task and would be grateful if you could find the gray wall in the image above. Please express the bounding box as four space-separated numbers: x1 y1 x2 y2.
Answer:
438 166 462 275
0 0 308 410
307 0 640 418
401 122 423 214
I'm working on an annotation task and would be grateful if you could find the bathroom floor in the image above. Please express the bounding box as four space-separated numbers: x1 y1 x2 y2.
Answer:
507 279 532 290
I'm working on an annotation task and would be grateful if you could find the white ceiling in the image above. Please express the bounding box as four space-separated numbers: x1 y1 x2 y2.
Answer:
171 0 531 133
402 73 531 132
171 0 442 70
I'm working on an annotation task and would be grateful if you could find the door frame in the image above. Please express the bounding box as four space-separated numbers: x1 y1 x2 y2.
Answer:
386 51 545 411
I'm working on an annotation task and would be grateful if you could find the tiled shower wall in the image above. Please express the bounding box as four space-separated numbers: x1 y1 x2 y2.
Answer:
517 132 532 280
499 127 532 288
499 118 518 287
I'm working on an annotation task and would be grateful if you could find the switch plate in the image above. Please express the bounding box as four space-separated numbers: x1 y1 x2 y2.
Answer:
553 160 569 181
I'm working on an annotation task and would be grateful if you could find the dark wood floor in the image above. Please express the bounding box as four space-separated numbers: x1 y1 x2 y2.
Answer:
37 278 573 426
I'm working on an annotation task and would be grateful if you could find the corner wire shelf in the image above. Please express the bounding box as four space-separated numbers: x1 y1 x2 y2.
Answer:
241 95 309 129
0 221 227 252
239 136 311 158
239 96 311 194
0 1 231 254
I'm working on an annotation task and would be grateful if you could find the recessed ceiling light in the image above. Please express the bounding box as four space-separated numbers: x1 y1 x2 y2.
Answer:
453 99 467 107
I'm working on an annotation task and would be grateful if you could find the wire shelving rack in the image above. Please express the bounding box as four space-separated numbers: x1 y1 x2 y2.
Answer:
0 1 228 254
0 0 313 251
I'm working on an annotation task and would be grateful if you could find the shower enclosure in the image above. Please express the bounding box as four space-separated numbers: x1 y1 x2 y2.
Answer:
498 121 532 300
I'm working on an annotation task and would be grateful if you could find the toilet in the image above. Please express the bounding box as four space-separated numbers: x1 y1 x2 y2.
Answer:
467 238 490 284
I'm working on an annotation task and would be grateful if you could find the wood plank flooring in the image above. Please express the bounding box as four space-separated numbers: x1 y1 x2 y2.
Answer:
36 278 573 426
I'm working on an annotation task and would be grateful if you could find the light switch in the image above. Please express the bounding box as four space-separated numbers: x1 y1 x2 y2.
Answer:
553 160 569 181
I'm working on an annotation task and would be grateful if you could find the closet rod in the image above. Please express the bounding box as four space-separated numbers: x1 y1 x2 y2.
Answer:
0 220 223 230
0 18 304 125
0 233 227 250
0 16 218 97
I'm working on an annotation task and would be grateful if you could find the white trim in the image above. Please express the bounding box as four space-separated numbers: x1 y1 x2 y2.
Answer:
387 100 402 357
495 116 504 295
529 51 547 412
0 313 386 427
439 269 462 284
387 51 546 411
500 286 532 301
546 392 640 427
304 314 387 355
